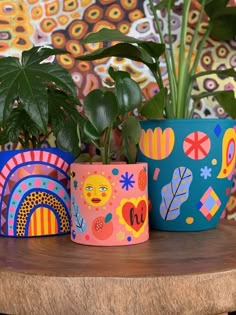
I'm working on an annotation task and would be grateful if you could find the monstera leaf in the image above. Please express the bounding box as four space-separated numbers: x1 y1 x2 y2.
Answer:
0 46 78 133
84 89 119 135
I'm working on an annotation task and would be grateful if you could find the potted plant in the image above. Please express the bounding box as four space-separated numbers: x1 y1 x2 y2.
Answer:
0 46 83 237
70 67 149 246
76 0 236 231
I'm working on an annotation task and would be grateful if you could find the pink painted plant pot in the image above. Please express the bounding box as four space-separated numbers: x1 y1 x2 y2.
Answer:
70 163 149 246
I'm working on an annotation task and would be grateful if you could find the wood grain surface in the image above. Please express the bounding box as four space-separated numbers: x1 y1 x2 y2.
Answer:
0 220 235 315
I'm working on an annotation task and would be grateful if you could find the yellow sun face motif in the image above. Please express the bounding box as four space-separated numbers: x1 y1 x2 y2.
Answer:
83 174 112 207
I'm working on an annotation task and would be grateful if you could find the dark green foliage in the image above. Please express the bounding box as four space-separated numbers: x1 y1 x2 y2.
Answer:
0 46 84 154
77 1 236 119
76 67 142 164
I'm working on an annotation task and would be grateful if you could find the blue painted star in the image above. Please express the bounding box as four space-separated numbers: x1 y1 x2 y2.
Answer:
120 172 135 190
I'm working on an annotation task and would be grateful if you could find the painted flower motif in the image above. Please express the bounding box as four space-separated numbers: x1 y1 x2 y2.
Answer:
119 172 135 190
200 166 212 179
183 131 211 160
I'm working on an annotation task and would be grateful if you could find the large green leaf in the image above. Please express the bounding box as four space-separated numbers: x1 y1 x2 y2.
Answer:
0 47 78 133
203 2 236 41
83 120 101 141
214 91 236 119
0 78 19 122
82 28 146 44
121 116 141 164
47 87 83 135
84 89 118 134
56 118 80 157
0 108 40 147
210 11 236 41
140 88 167 119
79 28 165 69
115 77 142 116
21 46 67 66
122 116 141 145
202 0 230 16
139 41 165 61
77 43 156 68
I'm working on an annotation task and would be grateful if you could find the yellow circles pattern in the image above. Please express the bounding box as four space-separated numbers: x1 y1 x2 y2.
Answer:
128 9 144 21
56 54 75 69
45 1 59 16
84 5 104 23
120 0 138 10
68 20 88 39
212 159 217 165
52 32 66 48
118 21 130 34
66 40 84 57
31 5 43 20
186 217 194 224
105 4 125 22
40 18 57 33
63 0 78 12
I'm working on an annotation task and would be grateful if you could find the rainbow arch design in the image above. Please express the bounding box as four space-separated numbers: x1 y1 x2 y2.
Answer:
0 149 73 237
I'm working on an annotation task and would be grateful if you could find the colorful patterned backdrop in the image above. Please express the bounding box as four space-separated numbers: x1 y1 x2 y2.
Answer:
0 0 235 220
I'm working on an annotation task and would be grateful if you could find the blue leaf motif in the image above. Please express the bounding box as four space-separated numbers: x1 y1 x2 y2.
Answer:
71 194 87 233
160 167 193 221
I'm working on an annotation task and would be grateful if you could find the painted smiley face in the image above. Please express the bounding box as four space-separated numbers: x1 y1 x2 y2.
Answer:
83 174 112 207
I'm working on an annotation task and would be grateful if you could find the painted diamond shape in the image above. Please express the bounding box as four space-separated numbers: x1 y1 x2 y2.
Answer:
197 187 221 221
214 124 222 137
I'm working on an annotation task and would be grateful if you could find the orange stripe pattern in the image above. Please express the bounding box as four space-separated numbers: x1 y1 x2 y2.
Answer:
139 127 175 160
28 207 59 236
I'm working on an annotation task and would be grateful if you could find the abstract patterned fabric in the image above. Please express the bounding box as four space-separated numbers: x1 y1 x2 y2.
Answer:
0 0 235 220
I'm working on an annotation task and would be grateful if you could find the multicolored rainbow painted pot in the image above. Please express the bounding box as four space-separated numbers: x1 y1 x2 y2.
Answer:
0 148 74 237
138 119 236 231
70 163 149 246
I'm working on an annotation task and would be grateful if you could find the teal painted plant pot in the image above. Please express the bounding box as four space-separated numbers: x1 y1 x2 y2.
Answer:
137 119 236 231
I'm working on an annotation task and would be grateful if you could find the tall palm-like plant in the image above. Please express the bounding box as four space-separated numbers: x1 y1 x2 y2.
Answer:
76 0 236 119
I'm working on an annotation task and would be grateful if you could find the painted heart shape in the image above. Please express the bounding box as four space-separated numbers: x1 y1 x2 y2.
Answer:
122 200 147 232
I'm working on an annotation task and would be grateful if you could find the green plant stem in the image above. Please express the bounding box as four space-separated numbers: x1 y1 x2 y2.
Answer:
90 139 100 152
176 0 191 118
148 0 177 117
102 126 112 164
186 0 206 73
167 0 177 83
190 25 212 78
184 0 206 117
186 25 212 117
193 69 233 79
186 80 195 117
153 63 164 89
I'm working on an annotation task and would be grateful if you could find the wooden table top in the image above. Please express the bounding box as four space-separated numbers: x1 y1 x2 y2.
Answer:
0 220 235 315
